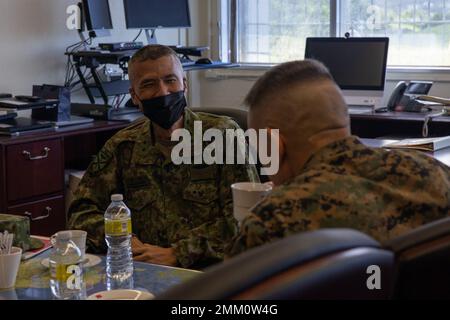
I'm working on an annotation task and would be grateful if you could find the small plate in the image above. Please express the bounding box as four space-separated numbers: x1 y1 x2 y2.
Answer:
87 290 154 300
41 254 102 268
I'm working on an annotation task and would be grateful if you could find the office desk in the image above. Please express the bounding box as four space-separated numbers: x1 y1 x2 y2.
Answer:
0 250 200 300
69 50 239 105
0 121 131 236
183 62 240 71
361 138 450 167
351 111 450 138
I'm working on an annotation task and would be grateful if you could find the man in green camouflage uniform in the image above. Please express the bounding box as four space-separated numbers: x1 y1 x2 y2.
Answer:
227 59 450 257
68 45 258 269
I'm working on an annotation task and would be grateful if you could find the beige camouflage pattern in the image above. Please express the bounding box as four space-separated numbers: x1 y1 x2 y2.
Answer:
227 136 450 257
68 108 259 269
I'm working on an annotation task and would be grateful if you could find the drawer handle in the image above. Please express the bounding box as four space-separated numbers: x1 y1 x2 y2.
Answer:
22 147 51 161
24 207 51 221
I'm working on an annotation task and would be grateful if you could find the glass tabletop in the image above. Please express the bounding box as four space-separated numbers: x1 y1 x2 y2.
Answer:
0 250 201 300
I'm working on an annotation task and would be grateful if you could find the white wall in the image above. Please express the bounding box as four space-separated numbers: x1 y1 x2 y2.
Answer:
0 0 181 107
193 69 450 110
185 0 210 108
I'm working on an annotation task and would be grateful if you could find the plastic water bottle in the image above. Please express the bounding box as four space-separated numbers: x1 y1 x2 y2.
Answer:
105 194 133 285
49 234 85 300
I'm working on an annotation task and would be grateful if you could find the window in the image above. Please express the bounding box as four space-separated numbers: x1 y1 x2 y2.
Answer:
237 0 330 63
231 0 450 67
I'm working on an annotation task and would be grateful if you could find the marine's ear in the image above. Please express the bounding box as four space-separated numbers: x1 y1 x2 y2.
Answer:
267 127 286 162
183 77 188 93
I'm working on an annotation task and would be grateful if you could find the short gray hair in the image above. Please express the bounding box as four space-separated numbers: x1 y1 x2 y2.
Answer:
129 44 180 66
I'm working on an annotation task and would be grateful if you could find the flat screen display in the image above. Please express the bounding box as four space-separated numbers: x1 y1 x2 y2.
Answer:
83 0 113 31
305 37 389 90
124 0 191 29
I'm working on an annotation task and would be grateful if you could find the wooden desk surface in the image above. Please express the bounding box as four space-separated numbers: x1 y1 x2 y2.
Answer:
351 110 450 123
350 110 450 138
0 120 131 146
361 138 450 167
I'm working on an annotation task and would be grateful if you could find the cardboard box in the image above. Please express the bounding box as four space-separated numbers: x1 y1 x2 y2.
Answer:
65 170 85 214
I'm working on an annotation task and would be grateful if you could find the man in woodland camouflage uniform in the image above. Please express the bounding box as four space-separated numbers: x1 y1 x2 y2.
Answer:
68 45 258 269
227 59 450 257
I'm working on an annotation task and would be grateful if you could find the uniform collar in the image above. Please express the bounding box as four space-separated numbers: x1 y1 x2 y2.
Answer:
184 107 201 137
131 108 198 165
303 136 365 171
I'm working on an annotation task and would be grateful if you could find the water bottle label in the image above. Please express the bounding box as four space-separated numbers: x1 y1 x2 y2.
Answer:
105 219 132 236
51 263 83 284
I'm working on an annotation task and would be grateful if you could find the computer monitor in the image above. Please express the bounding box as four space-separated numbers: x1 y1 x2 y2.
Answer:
305 37 389 109
123 0 191 44
82 0 113 38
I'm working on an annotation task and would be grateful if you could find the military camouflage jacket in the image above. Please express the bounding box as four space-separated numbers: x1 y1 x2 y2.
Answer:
68 108 259 268
227 136 450 257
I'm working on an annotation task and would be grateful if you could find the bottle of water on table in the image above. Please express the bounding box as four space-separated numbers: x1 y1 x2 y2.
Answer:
49 233 85 300
104 194 134 287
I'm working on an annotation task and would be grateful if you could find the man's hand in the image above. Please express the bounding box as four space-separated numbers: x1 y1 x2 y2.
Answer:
131 238 177 267
131 236 145 248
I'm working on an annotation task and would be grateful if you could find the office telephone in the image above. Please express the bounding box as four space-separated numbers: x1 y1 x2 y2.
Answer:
387 81 434 112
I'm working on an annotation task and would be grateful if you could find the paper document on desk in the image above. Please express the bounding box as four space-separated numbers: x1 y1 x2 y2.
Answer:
416 95 450 105
383 136 450 152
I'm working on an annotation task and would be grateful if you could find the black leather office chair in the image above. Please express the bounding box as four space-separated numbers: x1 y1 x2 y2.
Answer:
157 229 395 300
383 217 450 299
191 107 248 131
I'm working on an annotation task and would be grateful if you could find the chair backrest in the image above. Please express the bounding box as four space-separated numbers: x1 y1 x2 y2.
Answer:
383 217 450 299
191 107 248 131
190 107 271 182
157 229 395 300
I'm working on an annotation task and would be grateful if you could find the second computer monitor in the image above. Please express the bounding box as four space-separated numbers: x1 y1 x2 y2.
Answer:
124 0 191 30
305 37 389 108
82 0 113 36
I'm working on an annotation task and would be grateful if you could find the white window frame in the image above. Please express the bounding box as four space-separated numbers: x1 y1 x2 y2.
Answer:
214 0 450 76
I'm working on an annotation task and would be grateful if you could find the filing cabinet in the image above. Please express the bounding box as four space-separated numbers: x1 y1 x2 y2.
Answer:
1 138 65 236
0 121 129 236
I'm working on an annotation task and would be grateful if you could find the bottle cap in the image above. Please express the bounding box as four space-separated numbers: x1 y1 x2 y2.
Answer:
111 194 123 201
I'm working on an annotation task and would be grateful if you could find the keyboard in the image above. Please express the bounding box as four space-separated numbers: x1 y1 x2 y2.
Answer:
348 104 375 109
180 58 196 67
348 105 374 114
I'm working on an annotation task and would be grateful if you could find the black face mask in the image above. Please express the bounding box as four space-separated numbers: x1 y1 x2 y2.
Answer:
138 91 187 130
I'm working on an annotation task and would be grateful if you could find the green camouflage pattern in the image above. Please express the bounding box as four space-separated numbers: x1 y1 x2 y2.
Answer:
68 108 259 269
227 136 450 257
0 214 43 251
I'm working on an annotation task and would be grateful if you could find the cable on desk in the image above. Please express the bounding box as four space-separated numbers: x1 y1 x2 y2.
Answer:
64 37 93 88
133 29 143 42
422 107 450 138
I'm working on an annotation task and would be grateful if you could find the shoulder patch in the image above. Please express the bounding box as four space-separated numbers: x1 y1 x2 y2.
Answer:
89 148 114 176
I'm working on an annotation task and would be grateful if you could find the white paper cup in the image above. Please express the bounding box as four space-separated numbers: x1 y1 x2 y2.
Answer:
52 230 87 259
231 182 273 223
0 247 22 289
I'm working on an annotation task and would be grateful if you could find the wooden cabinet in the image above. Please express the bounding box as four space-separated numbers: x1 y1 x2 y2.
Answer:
1 138 64 236
8 196 65 236
6 139 63 202
0 121 129 236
